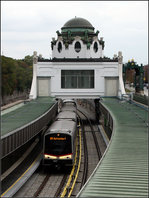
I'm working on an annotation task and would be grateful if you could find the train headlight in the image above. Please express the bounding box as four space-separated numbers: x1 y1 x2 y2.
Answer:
44 154 57 159
59 154 72 159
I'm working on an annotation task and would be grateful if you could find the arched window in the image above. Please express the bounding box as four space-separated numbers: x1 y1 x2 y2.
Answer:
75 41 81 53
93 42 98 53
58 42 62 53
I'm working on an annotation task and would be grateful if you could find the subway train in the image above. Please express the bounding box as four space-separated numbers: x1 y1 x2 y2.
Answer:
42 99 78 167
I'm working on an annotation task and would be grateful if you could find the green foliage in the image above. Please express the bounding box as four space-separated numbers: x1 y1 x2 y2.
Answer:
23 55 33 66
1 55 33 97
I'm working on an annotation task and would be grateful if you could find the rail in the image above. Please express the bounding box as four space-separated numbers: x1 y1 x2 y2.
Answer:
77 109 102 159
77 115 88 189
61 125 81 197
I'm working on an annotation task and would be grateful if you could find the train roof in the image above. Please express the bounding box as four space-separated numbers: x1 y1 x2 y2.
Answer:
56 111 77 121
63 99 76 106
60 105 76 112
46 120 76 135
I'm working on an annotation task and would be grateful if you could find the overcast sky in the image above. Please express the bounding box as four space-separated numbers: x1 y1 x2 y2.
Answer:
1 1 148 65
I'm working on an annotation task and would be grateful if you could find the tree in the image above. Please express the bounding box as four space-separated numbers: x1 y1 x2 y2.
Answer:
1 55 33 97
1 56 17 96
23 55 33 66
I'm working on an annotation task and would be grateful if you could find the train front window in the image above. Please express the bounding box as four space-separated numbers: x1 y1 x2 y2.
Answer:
44 134 72 155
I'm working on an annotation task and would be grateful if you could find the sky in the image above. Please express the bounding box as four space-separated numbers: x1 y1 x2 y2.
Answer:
1 1 148 65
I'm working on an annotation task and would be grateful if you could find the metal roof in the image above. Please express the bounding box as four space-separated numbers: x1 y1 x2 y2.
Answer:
1 97 55 136
78 98 148 197
56 111 77 120
60 104 77 112
62 17 94 30
46 120 76 135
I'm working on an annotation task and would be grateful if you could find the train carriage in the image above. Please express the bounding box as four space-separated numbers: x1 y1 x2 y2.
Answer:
60 99 77 113
43 119 77 166
56 111 77 122
60 104 77 113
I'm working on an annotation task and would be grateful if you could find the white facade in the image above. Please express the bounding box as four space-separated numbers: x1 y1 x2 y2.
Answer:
29 17 125 99
29 60 124 99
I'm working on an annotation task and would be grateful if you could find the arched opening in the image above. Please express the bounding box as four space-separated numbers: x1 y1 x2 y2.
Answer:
75 41 81 53
93 42 98 53
58 42 62 53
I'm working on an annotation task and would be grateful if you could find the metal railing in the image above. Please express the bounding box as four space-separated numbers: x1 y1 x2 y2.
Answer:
99 102 113 139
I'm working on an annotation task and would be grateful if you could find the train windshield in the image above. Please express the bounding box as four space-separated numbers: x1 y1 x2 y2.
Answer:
44 133 72 155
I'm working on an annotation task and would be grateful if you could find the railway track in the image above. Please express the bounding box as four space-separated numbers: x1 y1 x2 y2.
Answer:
77 109 102 185
79 116 88 189
32 171 69 197
67 104 107 197
13 165 70 197
14 128 81 197
2 99 147 198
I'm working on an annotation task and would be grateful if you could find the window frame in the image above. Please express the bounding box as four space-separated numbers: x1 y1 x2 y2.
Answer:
61 70 94 89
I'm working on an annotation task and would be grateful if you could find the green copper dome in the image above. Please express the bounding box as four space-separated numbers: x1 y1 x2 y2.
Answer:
61 17 94 33
62 17 94 29
52 17 103 51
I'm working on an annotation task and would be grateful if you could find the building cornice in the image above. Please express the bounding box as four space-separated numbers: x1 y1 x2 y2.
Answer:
38 58 118 63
